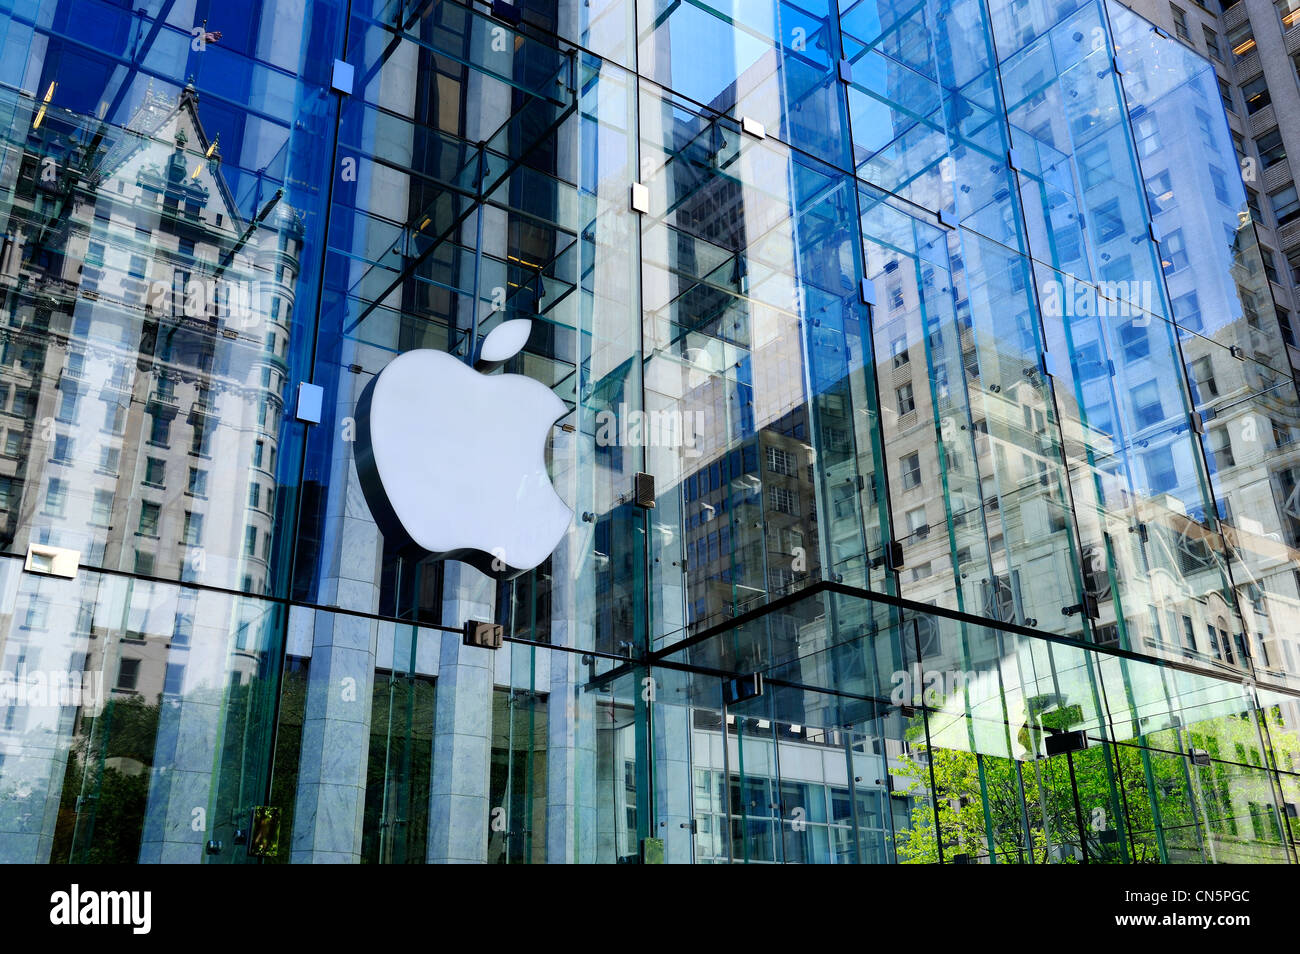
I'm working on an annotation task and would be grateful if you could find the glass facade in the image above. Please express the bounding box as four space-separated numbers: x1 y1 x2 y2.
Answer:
0 0 1299 864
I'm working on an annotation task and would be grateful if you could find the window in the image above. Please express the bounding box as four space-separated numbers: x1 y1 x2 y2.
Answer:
1189 356 1219 400
1171 5 1190 39
890 335 910 368
1280 0 1300 28
3 430 19 457
1218 78 1236 113
138 501 161 537
1246 189 1263 222
1094 199 1125 242
1209 427 1236 468
900 452 922 489
183 511 203 545
43 477 67 517
244 525 259 556
766 445 797 476
102 401 126 435
1133 380 1164 429
148 413 170 445
190 418 215 456
1172 290 1202 330
249 483 261 509
1134 115 1159 157
1147 170 1174 213
99 446 120 475
116 658 140 692
1263 246 1281 284
92 489 113 526
1144 445 1178 494
1160 229 1188 272
905 506 928 536
896 382 916 415
163 663 185 696
254 440 265 468
1271 185 1300 226
1120 320 1150 361
1078 145 1112 190
144 457 165 487
187 467 208 497
52 434 73 463
1256 128 1286 168
56 388 78 423
1242 75 1272 114
1228 20 1256 59
1209 166 1230 205
1203 25 1223 61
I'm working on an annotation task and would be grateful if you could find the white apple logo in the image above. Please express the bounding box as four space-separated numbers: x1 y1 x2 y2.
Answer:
355 319 572 575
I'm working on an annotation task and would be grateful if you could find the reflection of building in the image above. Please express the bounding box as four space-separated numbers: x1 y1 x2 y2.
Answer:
0 82 297 595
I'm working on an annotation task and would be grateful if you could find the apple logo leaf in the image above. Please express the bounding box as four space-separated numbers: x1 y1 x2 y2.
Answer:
475 318 532 372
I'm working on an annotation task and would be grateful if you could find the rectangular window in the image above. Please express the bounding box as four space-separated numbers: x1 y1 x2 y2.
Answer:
1218 78 1236 113
187 467 208 497
183 511 203 545
1144 445 1179 494
765 445 797 476
1094 198 1125 242
116 658 140 691
249 483 261 509
1171 5 1190 40
1172 290 1202 330
244 525 258 556
163 663 185 696
1161 229 1188 272
3 431 21 458
1078 144 1113 190
1209 427 1236 468
1204 25 1223 61
103 401 126 435
52 434 73 463
1279 0 1300 28
1228 20 1256 59
43 477 66 517
1209 166 1230 205
149 413 170 445
190 419 215 456
891 335 910 368
138 501 161 537
56 388 78 422
99 446 120 475
900 452 922 490
1133 380 1165 429
1189 356 1219 400
896 382 916 415
1257 128 1287 168
1134 115 1159 157
1120 320 1151 361
144 457 165 487
1271 185 1300 226
1242 75 1272 113
92 489 113 526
